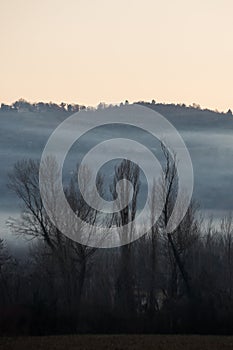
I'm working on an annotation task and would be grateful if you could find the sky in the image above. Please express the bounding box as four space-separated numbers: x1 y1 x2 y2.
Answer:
0 0 233 111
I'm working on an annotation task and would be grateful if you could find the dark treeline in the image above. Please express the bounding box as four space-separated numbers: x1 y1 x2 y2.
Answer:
1 98 232 115
0 99 85 114
1 151 233 336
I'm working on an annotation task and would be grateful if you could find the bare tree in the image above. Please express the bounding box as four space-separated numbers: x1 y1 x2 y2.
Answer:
7 157 104 330
221 214 233 299
111 159 140 318
146 181 160 319
155 144 198 298
0 238 11 302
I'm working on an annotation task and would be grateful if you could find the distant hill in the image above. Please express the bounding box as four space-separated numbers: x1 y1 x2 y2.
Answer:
1 100 233 241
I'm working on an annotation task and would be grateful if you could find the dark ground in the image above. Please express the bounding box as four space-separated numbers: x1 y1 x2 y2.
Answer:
1 335 233 350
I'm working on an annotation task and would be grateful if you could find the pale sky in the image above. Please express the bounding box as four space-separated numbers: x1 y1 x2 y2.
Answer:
0 0 232 111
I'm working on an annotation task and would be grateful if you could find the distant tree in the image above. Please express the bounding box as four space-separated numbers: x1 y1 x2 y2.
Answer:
60 102 66 111
97 102 107 110
67 104 73 113
67 104 81 113
192 103 201 110
12 99 31 112
0 103 11 112
48 102 61 112
79 105 86 111
227 109 232 116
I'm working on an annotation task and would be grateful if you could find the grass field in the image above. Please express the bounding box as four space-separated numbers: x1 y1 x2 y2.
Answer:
1 335 233 350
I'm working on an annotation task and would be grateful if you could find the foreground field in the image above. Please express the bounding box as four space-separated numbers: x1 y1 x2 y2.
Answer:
1 335 233 350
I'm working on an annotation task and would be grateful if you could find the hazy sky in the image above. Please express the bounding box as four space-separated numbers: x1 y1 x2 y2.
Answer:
0 0 232 110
